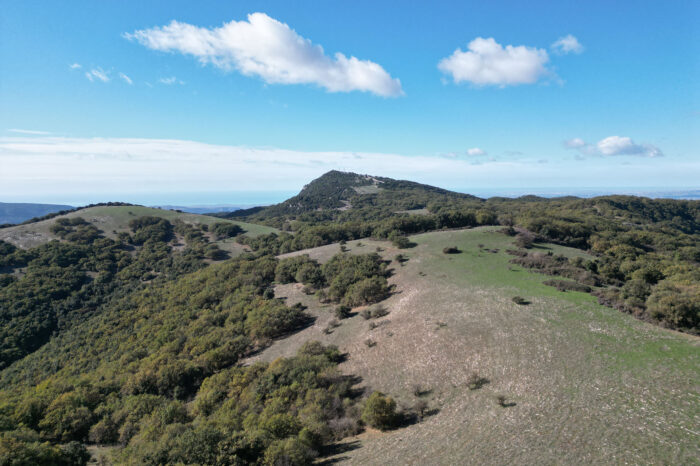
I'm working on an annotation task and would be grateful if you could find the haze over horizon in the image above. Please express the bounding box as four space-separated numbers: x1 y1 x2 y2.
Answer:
1 1 698 203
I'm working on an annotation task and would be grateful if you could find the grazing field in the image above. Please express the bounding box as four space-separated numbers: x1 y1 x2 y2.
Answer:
254 227 699 464
0 205 277 249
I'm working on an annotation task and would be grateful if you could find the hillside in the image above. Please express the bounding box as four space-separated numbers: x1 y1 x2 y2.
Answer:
220 170 481 224
255 229 699 464
0 202 73 225
0 172 698 464
0 205 277 250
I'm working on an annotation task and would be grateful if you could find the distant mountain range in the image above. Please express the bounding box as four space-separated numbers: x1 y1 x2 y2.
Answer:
0 202 73 225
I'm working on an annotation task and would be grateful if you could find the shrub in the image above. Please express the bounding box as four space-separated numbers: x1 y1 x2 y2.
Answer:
360 304 389 320
514 232 535 249
390 234 411 249
204 245 227 260
342 277 390 307
334 305 351 319
211 222 243 239
361 392 397 430
414 400 429 419
646 282 699 329
295 262 325 288
275 256 318 284
466 372 488 390
129 216 174 245
542 279 592 293
512 296 529 305
263 437 317 466
442 246 460 254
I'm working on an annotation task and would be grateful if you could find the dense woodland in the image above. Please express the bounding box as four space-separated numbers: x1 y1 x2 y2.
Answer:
0 209 398 464
0 170 698 464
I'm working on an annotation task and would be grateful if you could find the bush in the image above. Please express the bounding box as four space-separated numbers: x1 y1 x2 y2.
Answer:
360 304 389 320
263 437 317 466
334 305 351 319
512 296 529 305
361 392 397 430
514 232 534 249
646 282 699 329
442 246 460 254
211 222 243 239
295 262 325 288
390 234 411 249
342 277 390 307
542 279 592 293
129 216 173 245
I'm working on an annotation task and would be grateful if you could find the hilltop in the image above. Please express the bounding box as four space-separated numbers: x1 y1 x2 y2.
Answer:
220 170 480 223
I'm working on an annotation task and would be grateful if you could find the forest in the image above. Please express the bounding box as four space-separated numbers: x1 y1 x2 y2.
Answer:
0 211 399 465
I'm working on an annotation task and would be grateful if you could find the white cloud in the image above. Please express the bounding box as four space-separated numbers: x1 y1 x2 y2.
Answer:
0 136 540 201
85 68 110 82
564 137 586 148
124 13 403 97
119 72 133 85
69 63 82 70
159 76 184 85
566 135 663 158
438 37 551 86
467 147 486 156
551 35 584 55
7 129 52 135
0 136 692 204
596 136 663 157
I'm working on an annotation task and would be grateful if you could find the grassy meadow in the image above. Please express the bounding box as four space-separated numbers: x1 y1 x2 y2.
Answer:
255 227 699 464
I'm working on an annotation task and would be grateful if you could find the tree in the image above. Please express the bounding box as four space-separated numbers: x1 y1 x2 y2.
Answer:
361 392 397 430
212 222 244 239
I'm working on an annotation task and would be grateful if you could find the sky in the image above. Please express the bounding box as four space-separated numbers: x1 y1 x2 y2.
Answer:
0 0 698 205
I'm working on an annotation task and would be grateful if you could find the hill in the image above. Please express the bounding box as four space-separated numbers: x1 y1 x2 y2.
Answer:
0 171 697 464
218 170 481 224
254 229 699 464
0 204 277 250
0 202 73 225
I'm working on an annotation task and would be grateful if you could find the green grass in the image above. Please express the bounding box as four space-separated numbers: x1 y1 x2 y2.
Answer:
0 205 278 248
257 227 699 465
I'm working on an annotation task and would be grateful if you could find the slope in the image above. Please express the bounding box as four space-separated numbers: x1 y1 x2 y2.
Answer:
250 227 700 464
0 205 277 250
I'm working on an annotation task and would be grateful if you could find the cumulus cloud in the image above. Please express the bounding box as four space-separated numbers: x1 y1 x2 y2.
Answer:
551 35 584 55
69 63 82 69
124 13 403 97
566 135 663 158
438 37 551 86
85 68 110 82
119 72 133 85
596 136 662 157
467 147 486 156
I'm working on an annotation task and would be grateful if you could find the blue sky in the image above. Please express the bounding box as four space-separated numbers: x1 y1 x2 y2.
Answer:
0 0 698 205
